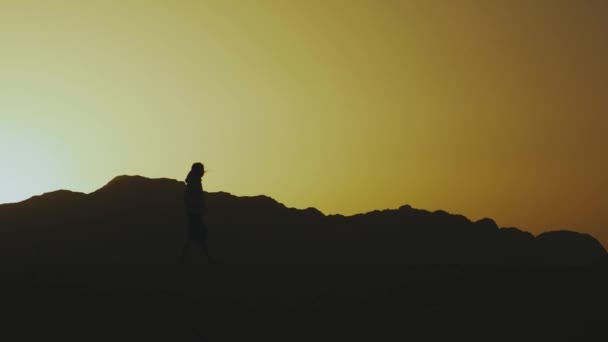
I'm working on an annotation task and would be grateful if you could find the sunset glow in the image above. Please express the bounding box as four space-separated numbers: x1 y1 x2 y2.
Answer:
1 1 607 246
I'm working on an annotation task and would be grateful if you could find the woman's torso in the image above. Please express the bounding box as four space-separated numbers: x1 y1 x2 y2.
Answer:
184 180 204 214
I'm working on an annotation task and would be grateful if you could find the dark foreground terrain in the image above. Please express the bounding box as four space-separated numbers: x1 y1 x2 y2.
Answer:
1 265 606 342
0 176 606 341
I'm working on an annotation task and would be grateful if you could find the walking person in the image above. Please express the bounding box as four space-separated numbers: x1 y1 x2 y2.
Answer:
180 162 213 264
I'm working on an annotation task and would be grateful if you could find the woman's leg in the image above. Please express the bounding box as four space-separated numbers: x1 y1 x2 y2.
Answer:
180 239 190 264
181 213 197 264
199 222 212 262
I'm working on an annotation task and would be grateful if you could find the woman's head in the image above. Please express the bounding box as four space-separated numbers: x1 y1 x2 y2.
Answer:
190 162 205 178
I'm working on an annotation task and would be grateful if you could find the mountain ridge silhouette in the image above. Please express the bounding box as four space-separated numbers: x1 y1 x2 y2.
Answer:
1 175 607 341
0 174 605 265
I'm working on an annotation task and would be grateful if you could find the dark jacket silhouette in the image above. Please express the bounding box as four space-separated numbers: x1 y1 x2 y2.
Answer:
181 162 211 263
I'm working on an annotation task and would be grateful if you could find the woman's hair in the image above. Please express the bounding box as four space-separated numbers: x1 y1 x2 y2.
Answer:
186 162 205 183
192 162 205 176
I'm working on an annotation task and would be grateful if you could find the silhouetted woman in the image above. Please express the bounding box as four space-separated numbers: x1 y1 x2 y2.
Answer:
180 162 213 263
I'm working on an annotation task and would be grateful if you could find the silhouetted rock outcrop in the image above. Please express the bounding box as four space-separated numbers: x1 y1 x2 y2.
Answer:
1 176 607 342
0 175 605 265
474 218 499 231
533 230 608 266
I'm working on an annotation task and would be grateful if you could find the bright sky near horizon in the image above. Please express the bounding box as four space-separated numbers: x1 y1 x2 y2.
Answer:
1 1 607 246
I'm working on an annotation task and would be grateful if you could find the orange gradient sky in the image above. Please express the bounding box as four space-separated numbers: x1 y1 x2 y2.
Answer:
1 1 607 246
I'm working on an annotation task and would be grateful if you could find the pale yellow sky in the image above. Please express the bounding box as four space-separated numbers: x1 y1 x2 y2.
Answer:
1 1 607 246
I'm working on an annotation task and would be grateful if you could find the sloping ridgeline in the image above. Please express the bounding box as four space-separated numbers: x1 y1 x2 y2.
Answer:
0 176 607 341
0 175 605 266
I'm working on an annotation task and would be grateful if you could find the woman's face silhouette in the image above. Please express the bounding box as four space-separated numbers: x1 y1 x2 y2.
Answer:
192 163 205 177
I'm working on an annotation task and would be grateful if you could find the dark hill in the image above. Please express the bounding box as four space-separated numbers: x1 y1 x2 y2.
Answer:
1 175 607 341
0 175 605 266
